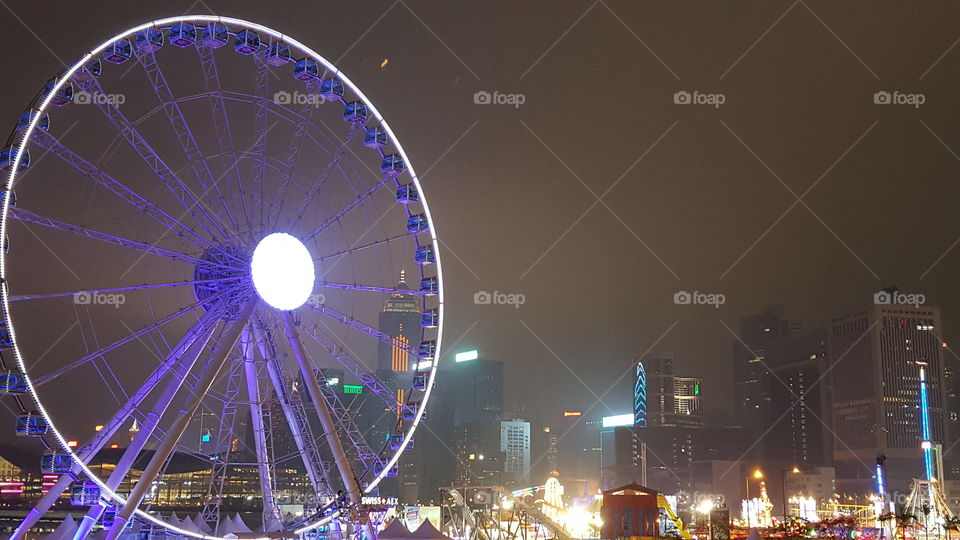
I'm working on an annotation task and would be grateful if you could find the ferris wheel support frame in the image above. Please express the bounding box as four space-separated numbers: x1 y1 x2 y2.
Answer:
242 325 282 527
74 319 218 540
250 321 331 500
104 299 256 540
281 311 375 540
10 305 224 540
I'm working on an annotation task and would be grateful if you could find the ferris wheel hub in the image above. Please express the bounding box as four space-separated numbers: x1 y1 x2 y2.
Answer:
250 232 315 311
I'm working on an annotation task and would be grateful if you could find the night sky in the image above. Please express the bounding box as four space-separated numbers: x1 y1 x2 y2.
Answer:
3 1 960 442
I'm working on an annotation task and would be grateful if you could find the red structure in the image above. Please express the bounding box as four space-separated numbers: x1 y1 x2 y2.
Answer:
601 483 660 540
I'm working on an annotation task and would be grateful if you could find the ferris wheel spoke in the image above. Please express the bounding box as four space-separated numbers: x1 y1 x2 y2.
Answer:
251 316 332 487
134 49 240 235
73 77 232 245
299 175 393 244
8 278 242 302
296 317 416 418
267 79 325 230
104 299 256 540
314 230 421 263
302 303 419 363
314 280 428 296
33 283 247 386
28 129 221 254
283 126 364 232
251 57 271 230
198 45 251 231
8 207 242 270
278 312 376 540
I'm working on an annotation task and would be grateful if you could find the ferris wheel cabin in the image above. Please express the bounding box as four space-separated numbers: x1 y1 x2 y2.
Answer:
134 29 164 54
15 411 47 436
320 79 344 101
200 24 230 48
293 58 320 81
0 370 27 394
168 23 198 47
234 29 260 55
102 40 132 65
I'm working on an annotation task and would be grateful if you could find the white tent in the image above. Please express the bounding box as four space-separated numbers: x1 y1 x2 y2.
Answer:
43 514 77 540
191 513 213 534
166 512 183 529
178 515 202 534
230 513 252 534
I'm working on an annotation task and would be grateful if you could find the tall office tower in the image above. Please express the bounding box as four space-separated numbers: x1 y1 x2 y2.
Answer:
500 419 531 484
363 272 422 500
376 270 421 372
764 327 831 466
450 350 504 486
542 426 560 476
732 304 802 431
829 299 949 493
635 361 648 426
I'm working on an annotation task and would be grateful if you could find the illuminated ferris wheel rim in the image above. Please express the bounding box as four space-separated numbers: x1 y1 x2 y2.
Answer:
0 14 445 539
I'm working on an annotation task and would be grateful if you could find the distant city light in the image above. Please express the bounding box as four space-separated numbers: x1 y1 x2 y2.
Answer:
326 377 340 386
343 384 363 394
67 440 78 448
601 414 634 428
455 350 478 362
201 434 212 443
109 444 119 449
563 411 582 417
94 425 104 432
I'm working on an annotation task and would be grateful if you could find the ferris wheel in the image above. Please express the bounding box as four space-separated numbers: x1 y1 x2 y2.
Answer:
1 15 444 540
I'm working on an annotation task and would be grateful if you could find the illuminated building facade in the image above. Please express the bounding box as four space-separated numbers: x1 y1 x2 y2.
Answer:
500 419 531 484
634 361 647 427
829 300 949 493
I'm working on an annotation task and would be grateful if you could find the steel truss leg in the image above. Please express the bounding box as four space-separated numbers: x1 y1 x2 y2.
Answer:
280 312 376 540
9 308 222 540
104 300 256 540
242 326 281 527
250 322 330 500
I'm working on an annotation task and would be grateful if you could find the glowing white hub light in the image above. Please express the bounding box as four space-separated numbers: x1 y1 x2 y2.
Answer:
251 233 315 310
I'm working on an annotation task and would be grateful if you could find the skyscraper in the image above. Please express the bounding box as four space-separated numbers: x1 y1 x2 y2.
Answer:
829 300 949 493
363 271 422 501
764 327 831 466
500 419 531 484
449 350 504 486
732 305 802 432
376 270 421 372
